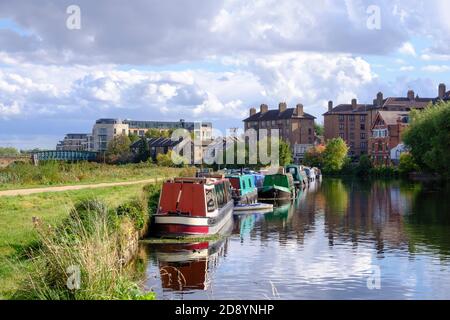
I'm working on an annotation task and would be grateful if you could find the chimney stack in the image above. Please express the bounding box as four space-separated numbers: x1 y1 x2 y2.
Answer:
328 101 333 112
439 83 446 99
296 104 304 116
351 99 357 110
377 92 384 106
260 104 268 114
279 102 287 113
407 90 415 100
250 107 256 117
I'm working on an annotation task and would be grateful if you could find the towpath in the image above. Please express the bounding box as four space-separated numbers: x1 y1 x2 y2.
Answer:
0 178 163 197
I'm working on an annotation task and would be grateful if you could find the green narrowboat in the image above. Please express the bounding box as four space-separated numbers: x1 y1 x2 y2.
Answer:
285 164 308 189
259 171 295 203
226 174 258 205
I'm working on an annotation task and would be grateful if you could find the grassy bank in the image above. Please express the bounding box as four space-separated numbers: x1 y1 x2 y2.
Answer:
0 183 158 299
0 161 195 190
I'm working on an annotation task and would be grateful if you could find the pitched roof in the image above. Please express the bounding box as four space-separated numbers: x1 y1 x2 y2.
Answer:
382 97 433 109
130 137 181 149
243 107 316 122
375 111 410 127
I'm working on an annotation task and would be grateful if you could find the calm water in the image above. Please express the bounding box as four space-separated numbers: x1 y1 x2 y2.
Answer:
139 179 450 300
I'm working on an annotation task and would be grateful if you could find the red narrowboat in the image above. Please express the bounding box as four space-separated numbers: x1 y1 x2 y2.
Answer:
153 176 234 237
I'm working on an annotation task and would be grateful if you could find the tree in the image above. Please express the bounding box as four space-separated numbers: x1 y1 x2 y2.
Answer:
145 129 173 139
106 135 132 163
398 153 419 176
314 124 324 137
136 137 150 162
278 140 293 166
128 133 140 144
355 154 373 177
0 147 20 156
304 145 325 167
403 101 450 177
322 138 349 173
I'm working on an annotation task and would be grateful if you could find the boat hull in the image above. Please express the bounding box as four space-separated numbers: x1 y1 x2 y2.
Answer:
153 200 234 237
233 188 258 205
258 187 293 204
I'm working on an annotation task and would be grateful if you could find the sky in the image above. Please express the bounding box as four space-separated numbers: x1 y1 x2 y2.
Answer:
1 0 450 149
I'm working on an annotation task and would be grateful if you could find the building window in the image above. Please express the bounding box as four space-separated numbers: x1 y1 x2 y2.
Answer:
350 132 355 140
360 115 366 123
308 128 312 135
361 142 367 150
360 124 366 130
350 115 355 122
360 133 366 140
339 133 345 139
339 115 345 122
339 123 344 130
114 129 117 134
272 120 276 126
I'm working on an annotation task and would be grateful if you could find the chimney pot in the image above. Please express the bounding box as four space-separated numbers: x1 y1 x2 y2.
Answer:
260 104 268 114
407 90 415 100
250 107 256 117
377 92 383 106
296 104 304 116
279 102 287 113
351 99 357 110
439 83 446 99
328 101 333 112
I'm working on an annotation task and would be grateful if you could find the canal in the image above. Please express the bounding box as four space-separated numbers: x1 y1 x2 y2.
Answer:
139 178 450 299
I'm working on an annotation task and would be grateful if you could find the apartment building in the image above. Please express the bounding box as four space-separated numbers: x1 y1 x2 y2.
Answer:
323 84 447 158
92 118 213 152
243 102 316 163
56 134 92 151
369 111 410 166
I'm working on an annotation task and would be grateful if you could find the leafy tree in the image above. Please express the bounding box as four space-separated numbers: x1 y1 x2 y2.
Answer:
128 133 140 144
322 138 349 173
136 137 150 163
145 129 173 139
355 154 373 177
0 147 20 156
106 135 132 163
403 102 450 177
303 145 325 167
398 153 419 176
314 124 324 137
278 140 293 166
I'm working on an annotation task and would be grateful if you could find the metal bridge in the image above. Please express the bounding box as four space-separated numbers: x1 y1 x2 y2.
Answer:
32 150 98 162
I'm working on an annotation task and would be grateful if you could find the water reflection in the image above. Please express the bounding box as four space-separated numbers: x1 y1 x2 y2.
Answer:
141 179 450 300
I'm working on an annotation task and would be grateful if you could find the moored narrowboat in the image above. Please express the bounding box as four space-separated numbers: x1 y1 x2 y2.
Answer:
258 169 295 203
153 176 234 237
285 164 308 189
226 174 258 205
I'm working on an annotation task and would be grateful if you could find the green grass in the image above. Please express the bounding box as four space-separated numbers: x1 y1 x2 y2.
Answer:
0 161 194 191
0 184 151 299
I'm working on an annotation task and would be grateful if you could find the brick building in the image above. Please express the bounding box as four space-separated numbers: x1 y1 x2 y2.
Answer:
323 84 447 158
243 103 316 163
369 111 410 166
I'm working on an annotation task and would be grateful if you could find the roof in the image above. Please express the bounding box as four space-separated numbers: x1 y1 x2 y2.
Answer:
374 111 410 127
130 137 181 149
243 108 316 122
324 96 434 116
323 104 374 115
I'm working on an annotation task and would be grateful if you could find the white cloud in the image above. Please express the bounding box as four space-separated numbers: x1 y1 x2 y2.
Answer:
421 65 450 73
398 42 417 57
400 66 415 72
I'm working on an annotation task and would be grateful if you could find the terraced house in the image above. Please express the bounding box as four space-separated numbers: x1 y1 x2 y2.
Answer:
324 83 448 161
243 102 316 163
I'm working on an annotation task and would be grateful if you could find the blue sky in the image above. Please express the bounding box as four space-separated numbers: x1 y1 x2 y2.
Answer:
1 0 450 149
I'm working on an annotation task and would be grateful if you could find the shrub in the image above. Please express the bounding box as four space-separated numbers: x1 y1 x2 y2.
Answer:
116 200 146 230
355 155 373 177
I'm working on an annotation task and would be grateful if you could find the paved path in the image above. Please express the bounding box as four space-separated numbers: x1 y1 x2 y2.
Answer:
0 178 163 197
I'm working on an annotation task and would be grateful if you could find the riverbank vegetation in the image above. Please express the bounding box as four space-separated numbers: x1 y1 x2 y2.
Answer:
0 185 160 299
403 101 450 179
0 161 194 190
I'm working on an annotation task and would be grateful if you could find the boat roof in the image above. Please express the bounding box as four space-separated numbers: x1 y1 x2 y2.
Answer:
169 176 227 185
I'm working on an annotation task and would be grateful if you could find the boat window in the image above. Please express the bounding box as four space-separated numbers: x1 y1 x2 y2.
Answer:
242 180 246 190
205 188 216 212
